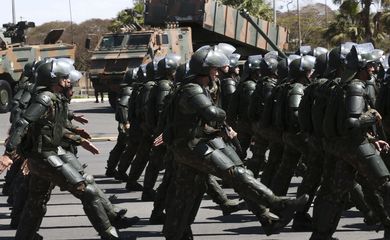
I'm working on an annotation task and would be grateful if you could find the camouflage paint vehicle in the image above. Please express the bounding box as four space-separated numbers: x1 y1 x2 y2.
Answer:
0 21 76 113
144 0 289 57
86 26 193 108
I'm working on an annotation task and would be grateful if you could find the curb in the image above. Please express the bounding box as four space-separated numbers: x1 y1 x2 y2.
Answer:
0 136 117 146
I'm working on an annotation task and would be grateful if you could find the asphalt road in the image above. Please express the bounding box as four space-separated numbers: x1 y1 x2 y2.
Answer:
0 101 386 240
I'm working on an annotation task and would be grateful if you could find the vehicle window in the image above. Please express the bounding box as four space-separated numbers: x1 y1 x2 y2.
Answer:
162 34 169 44
99 35 124 49
127 34 151 48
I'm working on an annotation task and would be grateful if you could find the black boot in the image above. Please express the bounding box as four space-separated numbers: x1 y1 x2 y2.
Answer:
125 181 143 192
220 199 240 216
292 212 313 231
149 210 166 224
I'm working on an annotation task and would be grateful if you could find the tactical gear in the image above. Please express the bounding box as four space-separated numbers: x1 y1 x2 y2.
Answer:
23 62 34 78
220 77 237 111
146 57 162 81
296 45 312 56
311 46 328 57
35 60 74 87
260 57 278 76
214 42 236 57
157 53 181 78
115 86 133 124
123 68 138 85
313 53 329 78
289 55 316 79
228 53 241 68
189 47 229 76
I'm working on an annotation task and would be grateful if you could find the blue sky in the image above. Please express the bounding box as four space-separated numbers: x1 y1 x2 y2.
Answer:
0 0 341 26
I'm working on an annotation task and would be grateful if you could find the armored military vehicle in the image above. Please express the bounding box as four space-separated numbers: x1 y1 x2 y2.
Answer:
87 0 288 109
86 25 193 108
144 0 288 57
0 21 76 113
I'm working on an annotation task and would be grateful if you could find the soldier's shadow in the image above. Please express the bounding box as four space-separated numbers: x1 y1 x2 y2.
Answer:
74 107 114 114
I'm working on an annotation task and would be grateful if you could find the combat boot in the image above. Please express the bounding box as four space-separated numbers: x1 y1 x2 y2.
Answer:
269 194 309 231
125 181 143 192
292 212 313 231
112 216 140 229
220 199 240 216
105 168 118 178
100 226 120 240
141 189 156 201
149 210 166 224
114 172 128 182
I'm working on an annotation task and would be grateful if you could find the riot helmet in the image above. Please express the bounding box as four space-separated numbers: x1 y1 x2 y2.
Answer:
189 46 229 76
214 43 236 57
175 62 190 83
123 68 138 85
146 57 163 81
23 62 34 79
69 69 82 84
312 53 329 78
137 64 147 82
276 54 300 80
35 59 74 87
157 53 182 78
289 55 316 79
296 45 312 56
311 47 328 57
260 56 278 76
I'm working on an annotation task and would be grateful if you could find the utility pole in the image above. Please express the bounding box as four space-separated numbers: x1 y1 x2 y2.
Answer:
12 0 16 24
68 0 74 44
273 0 277 25
297 0 301 47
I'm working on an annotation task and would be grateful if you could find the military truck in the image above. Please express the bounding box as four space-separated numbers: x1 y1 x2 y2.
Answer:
87 0 288 109
144 0 288 57
86 25 193 108
0 21 76 113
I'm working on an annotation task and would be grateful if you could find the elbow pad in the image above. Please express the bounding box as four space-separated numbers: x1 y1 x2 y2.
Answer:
6 118 29 152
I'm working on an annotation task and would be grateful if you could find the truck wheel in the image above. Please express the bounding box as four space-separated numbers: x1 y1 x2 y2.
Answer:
0 80 12 113
108 92 118 110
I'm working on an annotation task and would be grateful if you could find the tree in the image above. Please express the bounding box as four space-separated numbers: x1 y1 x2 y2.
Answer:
220 0 273 21
108 2 144 32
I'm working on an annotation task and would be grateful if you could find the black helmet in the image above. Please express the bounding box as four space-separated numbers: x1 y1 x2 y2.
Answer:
146 57 162 81
289 55 316 79
228 53 241 68
175 62 190 83
69 69 82 84
247 55 262 70
260 56 278 76
123 68 138 85
276 54 300 80
313 53 329 78
328 42 356 71
311 47 328 57
137 64 147 82
157 53 182 78
214 43 236 57
189 46 229 76
296 45 312 56
23 62 34 78
345 43 375 70
36 60 74 87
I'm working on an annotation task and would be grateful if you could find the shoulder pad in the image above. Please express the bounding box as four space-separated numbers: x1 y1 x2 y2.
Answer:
289 83 305 95
157 80 173 91
221 78 237 85
35 91 55 107
121 86 133 96
345 80 365 96
182 83 203 97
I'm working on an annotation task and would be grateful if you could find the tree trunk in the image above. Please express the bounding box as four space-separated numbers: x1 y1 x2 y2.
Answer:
362 0 373 42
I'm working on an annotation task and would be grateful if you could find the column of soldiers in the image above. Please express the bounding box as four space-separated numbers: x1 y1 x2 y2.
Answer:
3 40 390 240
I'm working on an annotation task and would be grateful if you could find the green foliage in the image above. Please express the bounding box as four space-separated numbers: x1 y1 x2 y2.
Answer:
220 0 273 21
108 2 144 33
